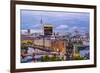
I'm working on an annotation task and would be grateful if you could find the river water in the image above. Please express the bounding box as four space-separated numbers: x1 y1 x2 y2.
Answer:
79 46 90 59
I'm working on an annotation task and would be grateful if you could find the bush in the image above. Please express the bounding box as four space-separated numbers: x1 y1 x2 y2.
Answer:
50 55 58 61
41 55 50 62
41 55 63 62
21 45 28 50
21 40 33 46
21 40 33 50
73 56 85 60
73 53 85 60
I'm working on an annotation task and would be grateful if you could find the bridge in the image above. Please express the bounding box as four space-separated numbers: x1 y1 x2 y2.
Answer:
23 44 60 57
32 45 54 52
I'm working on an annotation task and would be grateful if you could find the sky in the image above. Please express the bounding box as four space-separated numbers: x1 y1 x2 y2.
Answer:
21 9 90 34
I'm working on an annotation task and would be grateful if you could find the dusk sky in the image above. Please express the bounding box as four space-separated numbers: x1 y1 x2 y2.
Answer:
21 9 90 34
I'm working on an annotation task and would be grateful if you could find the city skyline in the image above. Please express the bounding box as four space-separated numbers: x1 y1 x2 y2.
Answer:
21 10 90 34
20 10 90 63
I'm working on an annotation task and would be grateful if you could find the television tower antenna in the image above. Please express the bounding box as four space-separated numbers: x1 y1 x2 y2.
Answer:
40 17 43 25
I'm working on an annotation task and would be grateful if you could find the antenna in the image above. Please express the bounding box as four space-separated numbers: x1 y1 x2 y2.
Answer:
40 17 43 25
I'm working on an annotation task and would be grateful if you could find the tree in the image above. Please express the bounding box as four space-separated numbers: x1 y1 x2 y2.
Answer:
41 55 50 62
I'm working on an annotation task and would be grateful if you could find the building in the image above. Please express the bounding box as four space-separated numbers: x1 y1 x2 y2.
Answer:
21 23 69 56
51 39 66 54
44 24 53 36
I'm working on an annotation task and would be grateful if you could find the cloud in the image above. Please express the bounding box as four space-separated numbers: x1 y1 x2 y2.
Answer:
56 25 68 29
31 29 42 33
21 10 89 22
21 10 89 34
71 26 87 31
68 26 88 33
32 24 41 27
21 29 43 34
71 26 78 30
68 26 79 33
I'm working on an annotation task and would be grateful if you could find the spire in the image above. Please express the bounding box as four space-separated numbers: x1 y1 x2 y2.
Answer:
40 17 43 25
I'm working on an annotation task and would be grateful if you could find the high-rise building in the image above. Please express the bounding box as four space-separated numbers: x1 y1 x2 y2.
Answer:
44 24 53 36
27 29 31 35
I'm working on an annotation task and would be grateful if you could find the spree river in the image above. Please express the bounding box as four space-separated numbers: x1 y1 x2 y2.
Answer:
79 46 90 59
21 46 90 63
